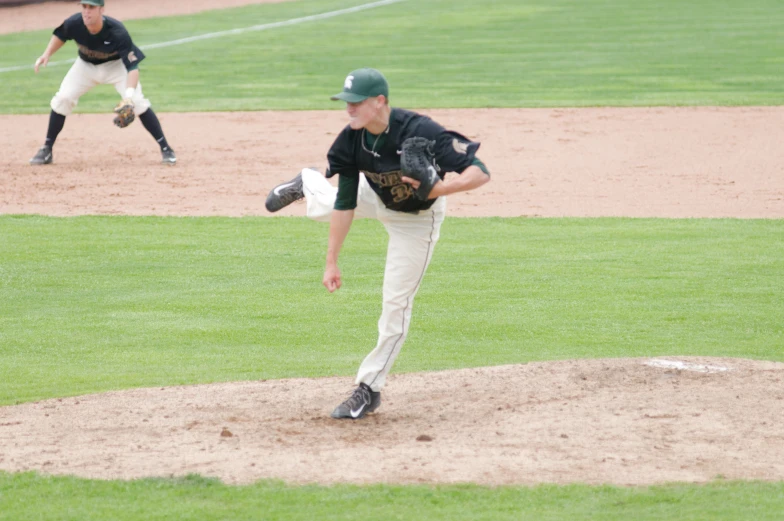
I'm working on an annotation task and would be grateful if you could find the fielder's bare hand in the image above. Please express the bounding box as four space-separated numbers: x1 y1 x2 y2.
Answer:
34 55 49 74
323 265 342 293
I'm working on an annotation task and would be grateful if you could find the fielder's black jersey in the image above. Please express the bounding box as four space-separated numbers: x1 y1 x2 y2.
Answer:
53 14 144 70
327 108 481 213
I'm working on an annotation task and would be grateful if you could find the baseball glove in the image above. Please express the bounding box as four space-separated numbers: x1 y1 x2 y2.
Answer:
400 137 440 201
113 98 135 128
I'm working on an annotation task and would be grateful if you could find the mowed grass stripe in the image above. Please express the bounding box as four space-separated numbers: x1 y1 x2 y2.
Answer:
0 0 782 112
0 0 406 73
1 216 782 406
1 473 784 521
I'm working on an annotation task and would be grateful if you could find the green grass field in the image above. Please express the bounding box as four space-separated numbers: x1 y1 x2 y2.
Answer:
1 0 783 519
1 0 783 112
2 216 783 406
2 473 784 521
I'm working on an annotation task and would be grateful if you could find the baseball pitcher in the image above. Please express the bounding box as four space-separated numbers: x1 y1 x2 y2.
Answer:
265 68 491 419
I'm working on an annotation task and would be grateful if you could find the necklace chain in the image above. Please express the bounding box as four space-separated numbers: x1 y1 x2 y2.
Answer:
361 125 390 158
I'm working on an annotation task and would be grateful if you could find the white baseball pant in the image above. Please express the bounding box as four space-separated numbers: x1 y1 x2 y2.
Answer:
301 168 446 391
50 57 151 116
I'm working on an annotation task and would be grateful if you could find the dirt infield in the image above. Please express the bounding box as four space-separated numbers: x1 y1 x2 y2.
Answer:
3 107 784 218
2 0 784 488
2 358 784 486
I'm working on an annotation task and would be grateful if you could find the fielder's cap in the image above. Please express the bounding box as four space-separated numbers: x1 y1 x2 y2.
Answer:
331 68 389 103
80 0 104 6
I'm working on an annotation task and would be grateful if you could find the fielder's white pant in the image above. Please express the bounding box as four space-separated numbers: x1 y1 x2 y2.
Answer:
50 57 152 116
301 168 446 391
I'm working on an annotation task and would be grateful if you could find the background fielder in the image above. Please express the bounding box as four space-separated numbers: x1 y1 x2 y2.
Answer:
29 0 176 166
265 68 491 419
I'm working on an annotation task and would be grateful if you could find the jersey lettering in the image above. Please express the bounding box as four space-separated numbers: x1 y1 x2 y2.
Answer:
365 170 416 203
77 44 117 61
364 170 404 188
391 184 414 203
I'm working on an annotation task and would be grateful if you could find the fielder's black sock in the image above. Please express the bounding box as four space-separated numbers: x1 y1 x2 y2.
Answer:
139 109 172 151
44 110 66 148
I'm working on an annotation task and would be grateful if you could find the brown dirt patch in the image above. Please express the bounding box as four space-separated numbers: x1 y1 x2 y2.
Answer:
2 1 784 489
2 358 783 486
3 107 784 218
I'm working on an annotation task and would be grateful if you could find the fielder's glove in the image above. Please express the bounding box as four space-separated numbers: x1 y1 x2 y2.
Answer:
113 98 135 128
400 137 440 201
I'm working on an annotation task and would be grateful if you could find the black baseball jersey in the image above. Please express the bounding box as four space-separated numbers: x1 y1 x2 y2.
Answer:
53 14 144 71
327 108 482 213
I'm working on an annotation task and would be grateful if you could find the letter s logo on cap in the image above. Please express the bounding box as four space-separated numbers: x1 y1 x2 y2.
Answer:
452 139 469 154
344 75 354 89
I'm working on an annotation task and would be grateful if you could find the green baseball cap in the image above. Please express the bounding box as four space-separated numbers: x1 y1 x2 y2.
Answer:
330 68 389 103
81 0 105 6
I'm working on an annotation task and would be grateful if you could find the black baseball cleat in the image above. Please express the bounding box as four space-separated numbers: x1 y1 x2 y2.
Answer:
265 172 304 212
161 147 177 165
331 383 381 420
29 146 53 165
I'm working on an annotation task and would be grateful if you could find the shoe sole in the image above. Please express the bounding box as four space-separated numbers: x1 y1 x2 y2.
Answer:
265 174 304 212
331 410 374 420
265 195 304 213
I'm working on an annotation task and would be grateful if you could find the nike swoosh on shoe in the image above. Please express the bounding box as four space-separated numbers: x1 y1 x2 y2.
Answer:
273 181 295 196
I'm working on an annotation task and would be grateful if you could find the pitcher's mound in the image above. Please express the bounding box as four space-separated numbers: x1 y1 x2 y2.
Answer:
1 357 783 486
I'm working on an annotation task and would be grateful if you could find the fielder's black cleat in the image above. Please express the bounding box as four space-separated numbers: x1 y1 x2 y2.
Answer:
265 172 304 212
161 147 177 165
331 383 381 420
29 145 53 165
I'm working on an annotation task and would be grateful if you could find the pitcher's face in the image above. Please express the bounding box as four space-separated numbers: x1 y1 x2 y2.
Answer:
345 96 385 130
